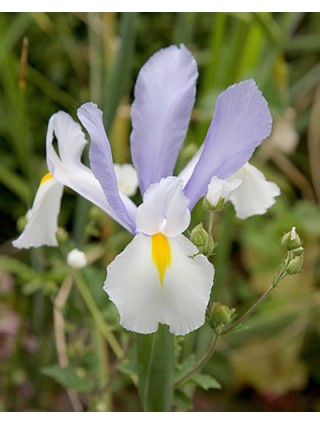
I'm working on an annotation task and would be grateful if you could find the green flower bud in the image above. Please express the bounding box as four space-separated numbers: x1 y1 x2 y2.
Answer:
190 223 216 257
56 227 69 243
202 234 216 257
190 223 208 248
202 196 225 212
208 302 236 329
287 255 304 275
290 247 304 257
281 227 302 251
16 215 27 233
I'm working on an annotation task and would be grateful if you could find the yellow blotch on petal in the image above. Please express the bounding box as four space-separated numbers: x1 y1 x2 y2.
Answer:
151 233 172 286
40 172 53 185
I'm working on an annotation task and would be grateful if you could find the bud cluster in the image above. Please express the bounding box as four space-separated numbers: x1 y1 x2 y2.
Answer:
280 227 304 276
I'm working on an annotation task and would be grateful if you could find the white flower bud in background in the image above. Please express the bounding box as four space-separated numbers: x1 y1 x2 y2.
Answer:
263 108 299 156
67 249 88 269
114 163 139 196
204 176 241 211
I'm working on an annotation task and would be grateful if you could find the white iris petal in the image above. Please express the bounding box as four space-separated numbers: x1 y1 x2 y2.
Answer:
104 176 214 335
135 176 190 236
227 162 280 219
12 175 63 249
104 233 214 336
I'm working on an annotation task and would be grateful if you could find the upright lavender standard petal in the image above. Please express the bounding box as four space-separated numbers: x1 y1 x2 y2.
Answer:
184 79 272 209
130 44 198 194
77 103 136 234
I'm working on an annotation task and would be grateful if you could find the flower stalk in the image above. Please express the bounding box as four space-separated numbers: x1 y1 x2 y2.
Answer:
175 326 222 387
175 228 304 385
73 272 124 360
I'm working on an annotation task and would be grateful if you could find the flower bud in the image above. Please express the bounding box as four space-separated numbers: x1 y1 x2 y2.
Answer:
204 176 241 212
207 302 236 329
290 247 304 257
190 223 215 256
202 234 216 257
114 163 139 197
286 255 304 275
190 223 208 248
56 227 69 243
203 196 225 212
16 215 28 233
281 227 302 251
67 249 88 269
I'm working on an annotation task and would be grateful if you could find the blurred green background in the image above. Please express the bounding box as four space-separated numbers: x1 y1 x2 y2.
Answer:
0 12 320 412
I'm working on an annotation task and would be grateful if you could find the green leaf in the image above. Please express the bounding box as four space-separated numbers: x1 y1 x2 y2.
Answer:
0 163 32 203
188 373 221 390
117 359 138 381
103 12 137 135
173 389 193 411
22 279 43 295
136 325 174 412
0 255 39 281
41 365 93 393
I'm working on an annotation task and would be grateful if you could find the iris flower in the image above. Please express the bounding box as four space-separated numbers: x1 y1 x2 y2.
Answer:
13 45 279 335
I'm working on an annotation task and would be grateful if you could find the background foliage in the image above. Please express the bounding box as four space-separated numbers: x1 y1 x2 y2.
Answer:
0 12 320 412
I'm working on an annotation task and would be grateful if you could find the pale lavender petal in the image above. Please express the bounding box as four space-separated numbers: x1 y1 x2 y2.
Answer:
77 102 136 234
184 79 272 209
130 44 198 194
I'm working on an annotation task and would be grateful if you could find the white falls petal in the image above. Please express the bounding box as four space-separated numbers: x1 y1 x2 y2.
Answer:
12 174 63 248
228 162 280 219
104 233 214 336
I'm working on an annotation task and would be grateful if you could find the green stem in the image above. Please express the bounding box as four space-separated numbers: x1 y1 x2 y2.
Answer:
221 284 274 334
175 251 294 384
94 326 112 411
222 252 291 334
73 272 124 360
175 327 221 386
137 325 174 411
208 211 215 235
